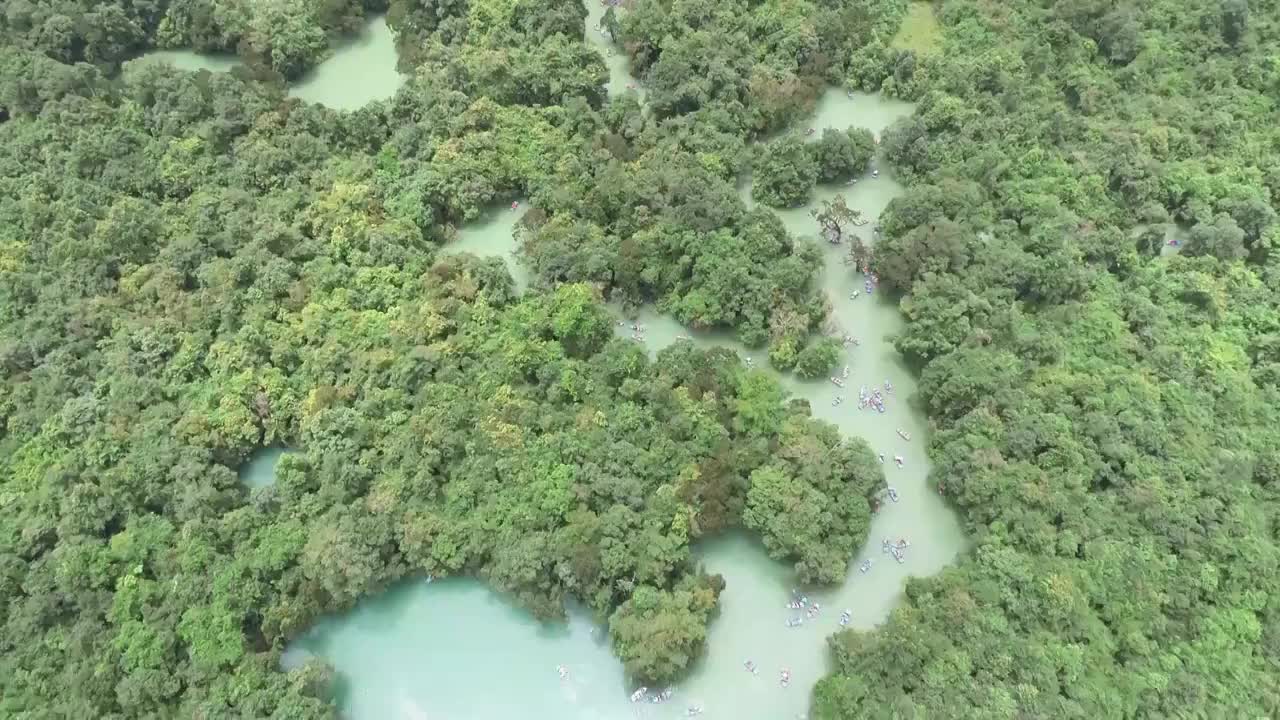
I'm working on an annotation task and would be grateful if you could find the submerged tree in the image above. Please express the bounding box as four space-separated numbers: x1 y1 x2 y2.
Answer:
811 195 863 245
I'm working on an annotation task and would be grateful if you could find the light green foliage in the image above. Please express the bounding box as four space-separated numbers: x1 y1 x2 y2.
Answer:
743 416 881 583
889 3 942 55
609 577 722 683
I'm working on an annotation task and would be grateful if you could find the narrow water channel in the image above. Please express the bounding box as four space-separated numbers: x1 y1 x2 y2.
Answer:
282 90 967 720
583 0 645 101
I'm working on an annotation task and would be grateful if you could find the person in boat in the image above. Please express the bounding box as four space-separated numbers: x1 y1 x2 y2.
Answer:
894 455 904 467
887 486 900 501
687 707 703 717
878 453 885 463
558 665 568 679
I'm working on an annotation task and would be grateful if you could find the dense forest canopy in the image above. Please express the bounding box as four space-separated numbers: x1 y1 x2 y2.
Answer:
1 0 1279 718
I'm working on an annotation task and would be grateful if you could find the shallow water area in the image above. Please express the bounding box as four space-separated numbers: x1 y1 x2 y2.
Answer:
127 49 241 74
803 90 916 142
439 201 532 292
583 0 645 101
288 16 404 110
239 447 289 489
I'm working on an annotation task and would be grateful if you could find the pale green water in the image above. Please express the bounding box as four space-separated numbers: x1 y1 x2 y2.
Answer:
239 447 289 489
285 90 968 720
439 201 532 293
127 49 241 74
131 16 402 111
584 0 645 101
288 16 404 110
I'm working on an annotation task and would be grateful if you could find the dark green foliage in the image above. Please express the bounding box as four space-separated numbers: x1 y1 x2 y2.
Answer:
813 0 1280 717
4 0 1279 716
754 135 819 207
811 127 876 183
0 3 891 712
794 337 845 380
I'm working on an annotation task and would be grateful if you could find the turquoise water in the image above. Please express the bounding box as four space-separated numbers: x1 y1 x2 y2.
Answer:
239 447 289 489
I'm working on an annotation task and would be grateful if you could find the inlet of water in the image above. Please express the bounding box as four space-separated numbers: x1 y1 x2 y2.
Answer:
239 447 290 490
130 16 403 111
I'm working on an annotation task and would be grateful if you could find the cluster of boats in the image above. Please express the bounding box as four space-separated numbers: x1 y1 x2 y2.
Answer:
862 265 881 296
882 537 910 564
858 383 890 413
620 320 647 343
785 590 856 630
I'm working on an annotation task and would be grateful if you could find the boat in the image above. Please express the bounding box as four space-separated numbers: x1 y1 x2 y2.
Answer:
897 429 910 441
859 559 872 573
887 487 900 502
631 687 648 703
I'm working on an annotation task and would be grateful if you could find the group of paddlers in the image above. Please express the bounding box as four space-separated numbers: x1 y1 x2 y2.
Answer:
882 536 910 564
744 660 791 688
619 319 646 343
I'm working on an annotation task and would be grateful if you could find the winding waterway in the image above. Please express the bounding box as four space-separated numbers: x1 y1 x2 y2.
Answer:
584 0 645 101
281 90 967 719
